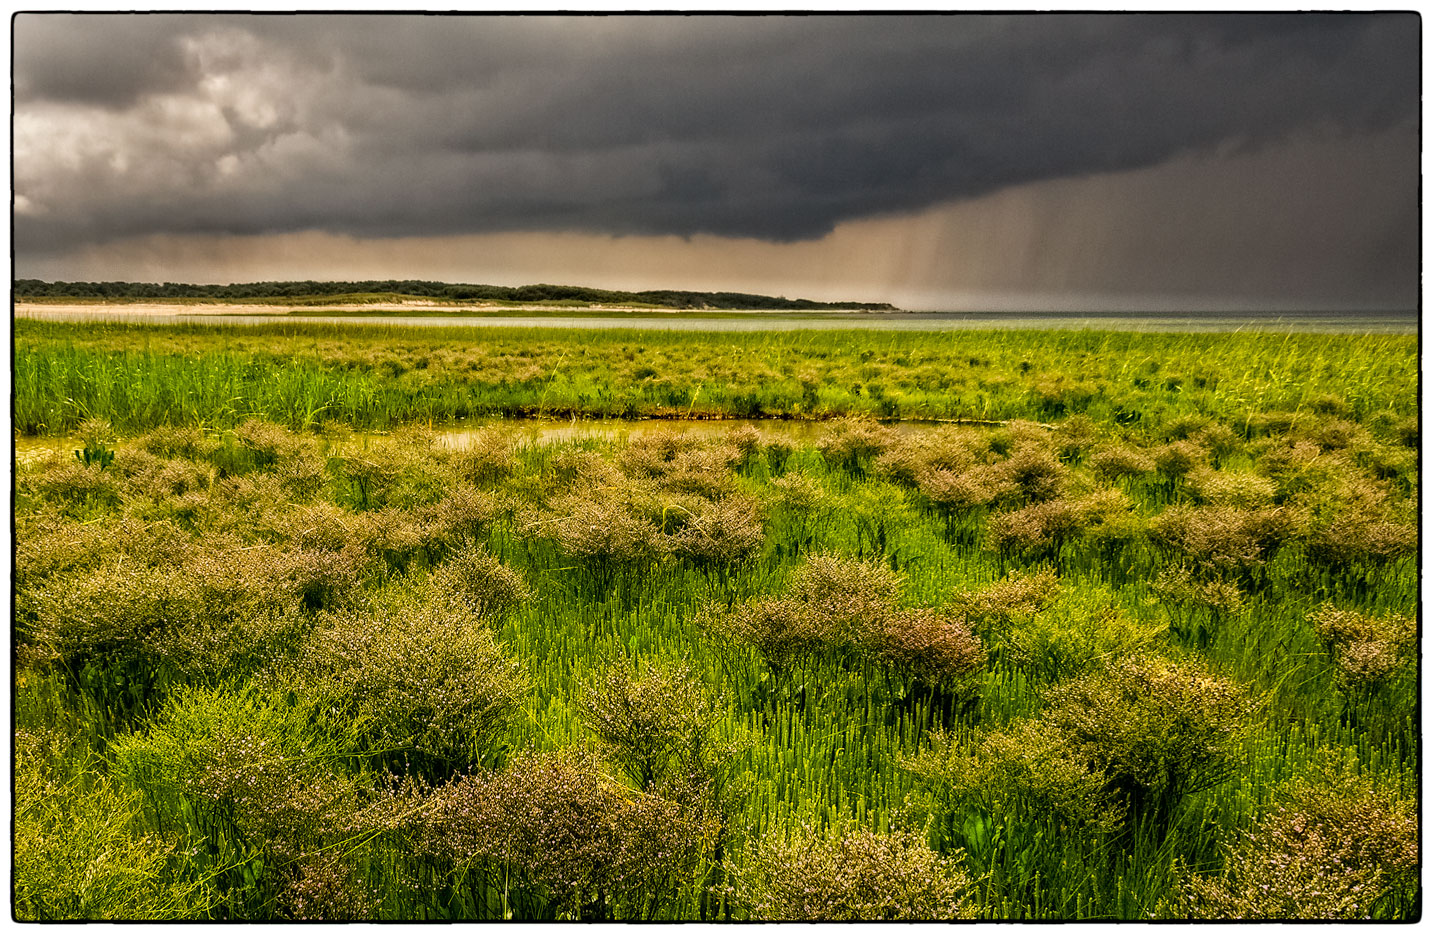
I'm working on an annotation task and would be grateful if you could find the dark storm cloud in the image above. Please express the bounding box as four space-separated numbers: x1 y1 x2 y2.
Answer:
13 14 198 108
13 13 1420 252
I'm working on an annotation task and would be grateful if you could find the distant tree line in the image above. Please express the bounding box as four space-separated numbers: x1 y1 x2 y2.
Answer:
13 279 896 311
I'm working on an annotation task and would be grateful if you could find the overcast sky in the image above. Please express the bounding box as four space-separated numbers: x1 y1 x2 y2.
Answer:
13 13 1420 310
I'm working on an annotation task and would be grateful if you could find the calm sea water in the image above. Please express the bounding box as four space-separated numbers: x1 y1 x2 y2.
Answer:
16 308 1418 334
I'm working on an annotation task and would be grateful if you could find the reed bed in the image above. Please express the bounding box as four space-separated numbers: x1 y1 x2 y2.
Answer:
11 324 1419 921
15 319 1416 434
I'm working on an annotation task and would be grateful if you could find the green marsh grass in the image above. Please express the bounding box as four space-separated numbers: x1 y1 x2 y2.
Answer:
15 319 1417 434
11 323 1418 920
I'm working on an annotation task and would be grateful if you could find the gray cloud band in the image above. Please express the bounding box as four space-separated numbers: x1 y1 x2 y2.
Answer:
13 13 1418 252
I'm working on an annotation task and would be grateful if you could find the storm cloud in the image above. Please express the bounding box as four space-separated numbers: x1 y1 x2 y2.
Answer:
14 13 1419 256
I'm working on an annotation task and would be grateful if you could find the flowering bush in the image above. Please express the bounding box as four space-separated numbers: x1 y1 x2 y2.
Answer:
1308 603 1416 691
22 552 308 688
416 483 501 546
726 423 764 463
1000 444 1067 502
232 418 315 469
985 499 1085 559
137 424 206 459
1149 504 1305 578
1175 767 1417 919
421 749 714 920
1042 655 1255 815
288 598 527 770
863 608 985 691
446 429 517 486
669 494 766 567
905 722 1125 836
1306 514 1416 569
547 486 667 567
120 450 215 500
107 685 374 916
1051 413 1101 460
729 825 975 920
1152 439 1204 479
14 726 212 921
1152 565 1245 616
617 430 709 479
14 514 195 594
579 661 725 792
711 598 833 672
917 465 1018 514
875 427 982 487
1089 445 1156 481
332 442 451 511
950 566 1062 631
354 506 449 572
659 446 744 500
1000 599 1161 682
787 553 903 635
274 852 373 921
818 416 896 474
1185 467 1277 509
21 457 122 512
709 554 987 697
427 543 530 619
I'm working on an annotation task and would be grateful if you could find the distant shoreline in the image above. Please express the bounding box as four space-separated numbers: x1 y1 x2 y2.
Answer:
12 299 908 318
12 279 899 313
